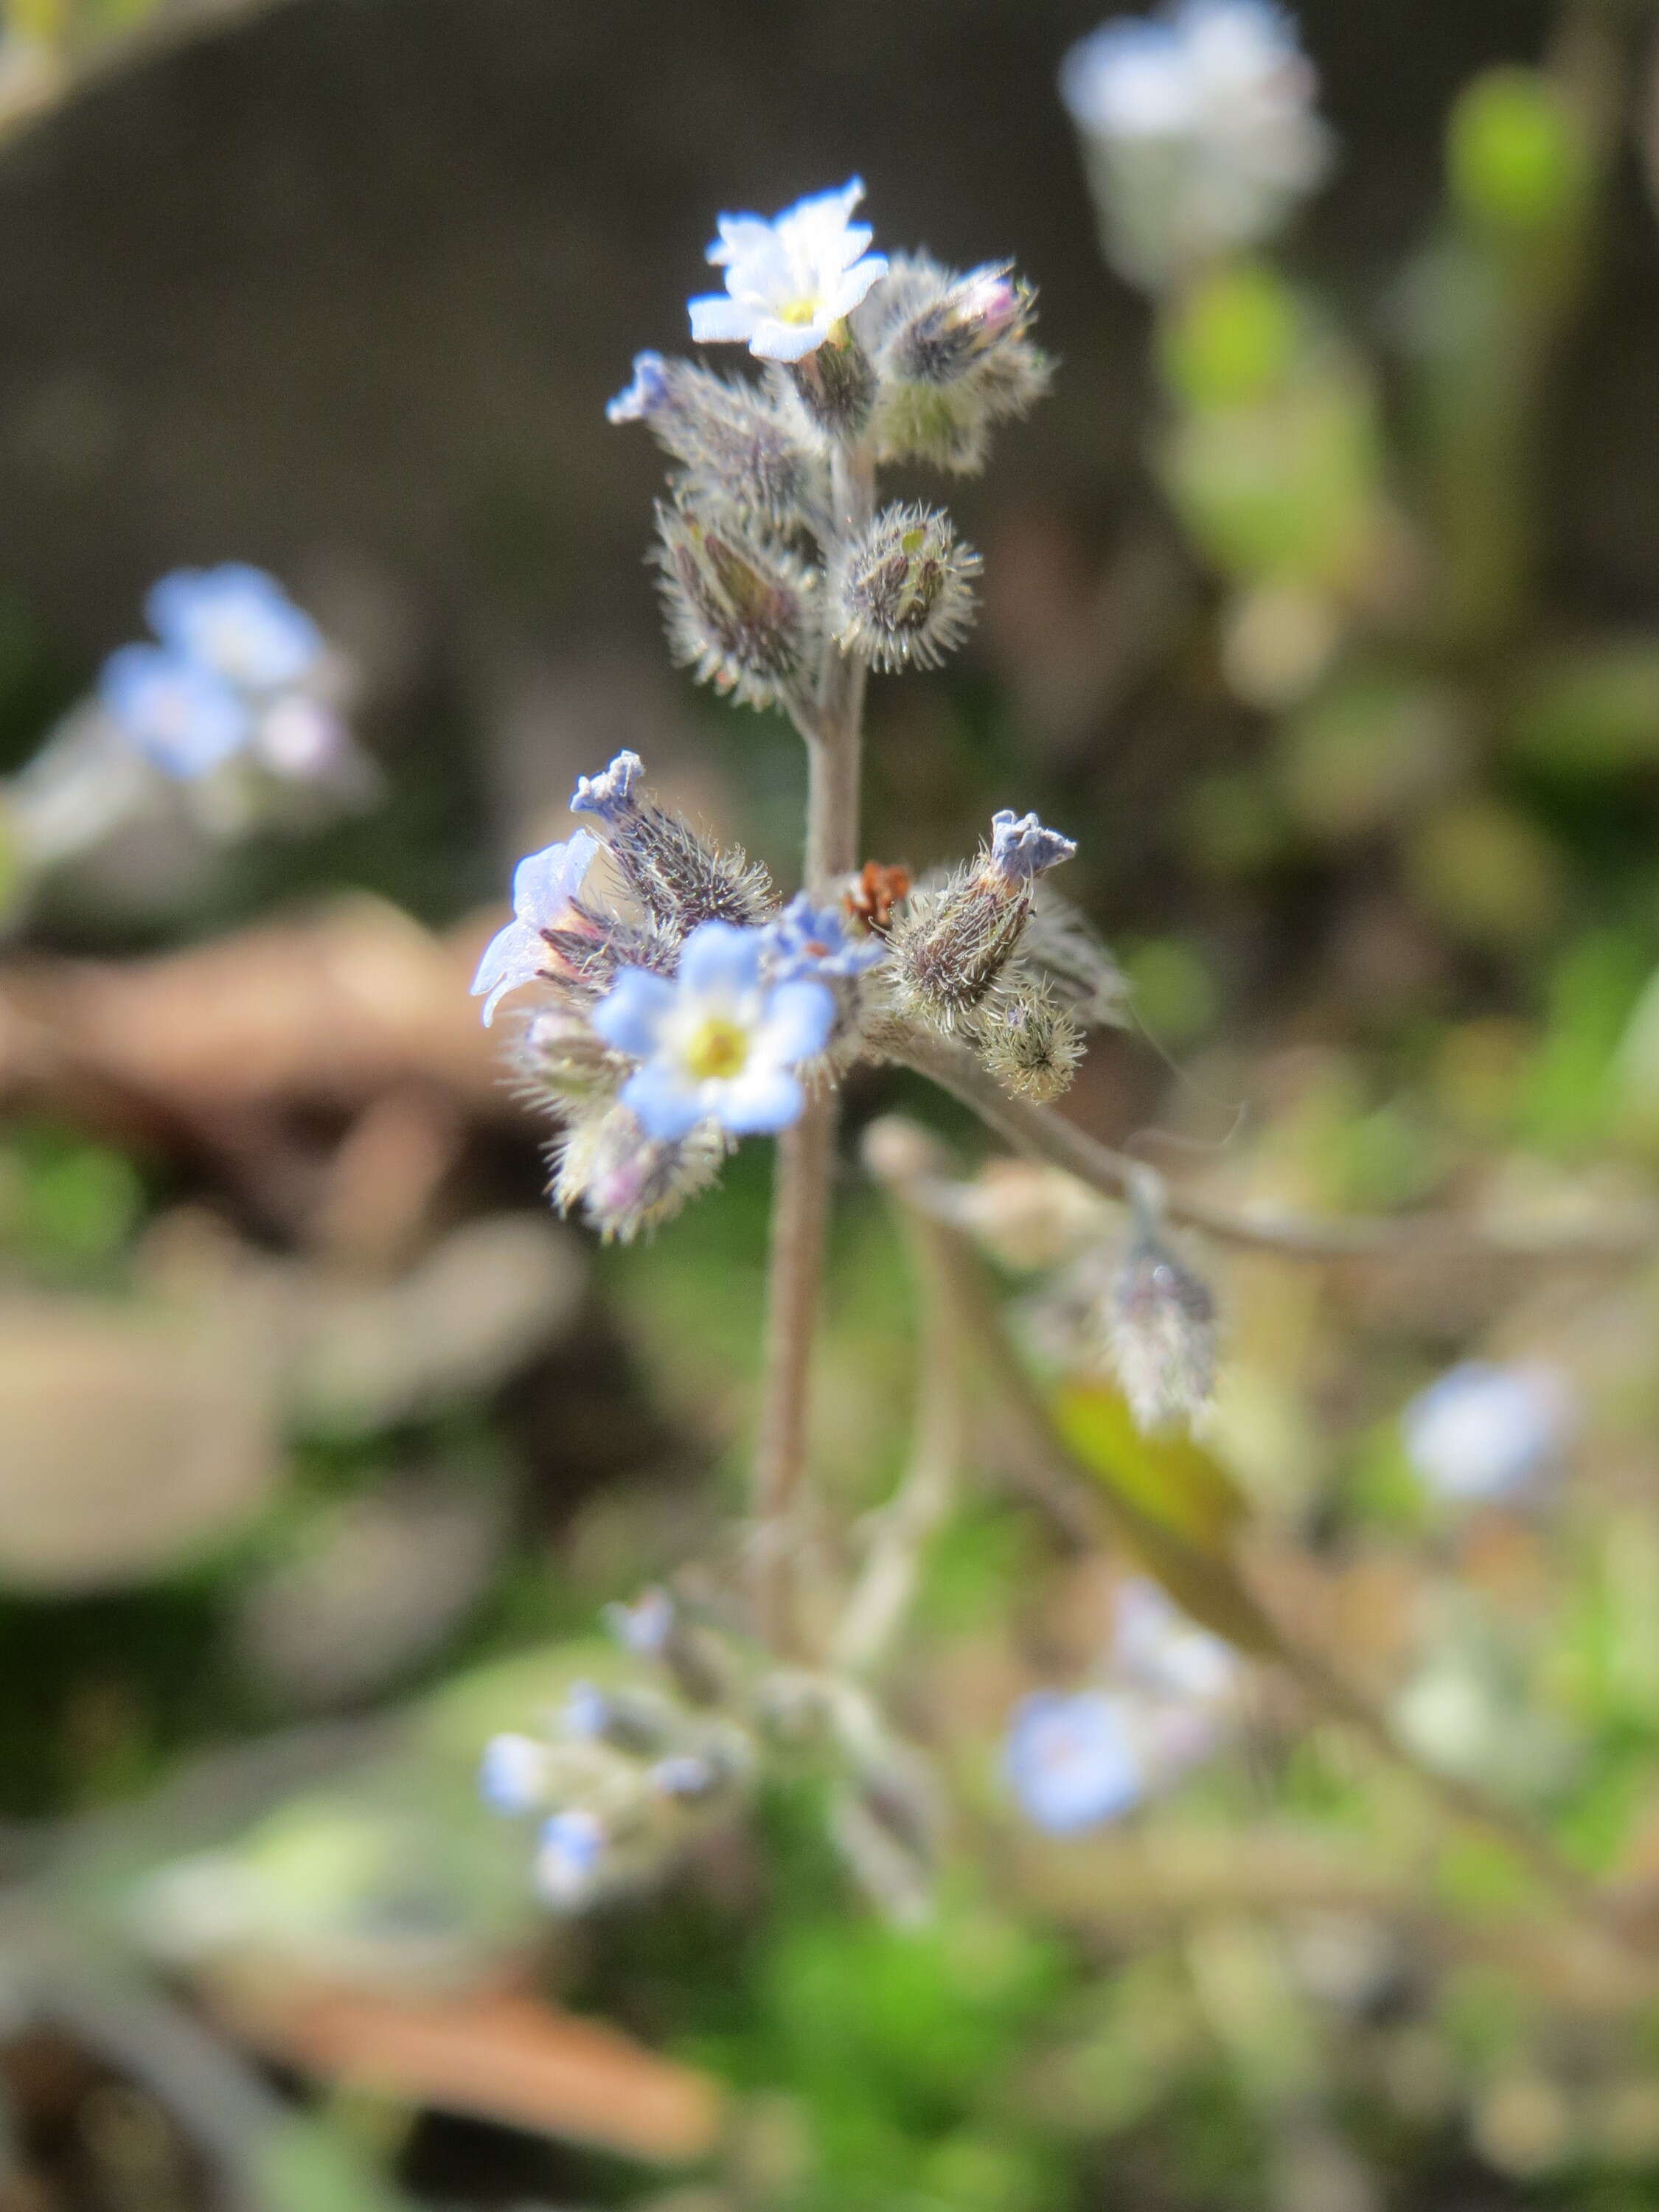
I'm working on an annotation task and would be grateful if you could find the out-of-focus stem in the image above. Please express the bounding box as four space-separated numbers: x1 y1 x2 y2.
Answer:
893 1027 1659 1265
752 439 876 1652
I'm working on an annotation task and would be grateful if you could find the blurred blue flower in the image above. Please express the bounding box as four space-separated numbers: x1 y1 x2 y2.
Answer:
1110 1576 1239 1702
1060 1 1332 285
591 919 833 1141
535 1807 608 1908
1402 1360 1574 1505
1004 1688 1145 1833
99 644 250 777
478 1732 551 1816
762 891 887 983
147 564 322 692
688 178 888 364
470 832 601 1026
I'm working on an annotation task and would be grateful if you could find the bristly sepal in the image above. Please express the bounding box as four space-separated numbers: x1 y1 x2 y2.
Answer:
570 748 774 934
609 352 829 534
883 807 1077 1034
973 969 1085 1102
552 1101 728 1242
653 499 822 716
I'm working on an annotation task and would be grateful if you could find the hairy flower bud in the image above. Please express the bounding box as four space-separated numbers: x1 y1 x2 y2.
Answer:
654 501 820 712
832 503 981 672
975 970 1085 1102
886 808 1076 1031
1106 1205 1218 1434
518 1004 630 1110
860 252 1051 473
608 352 827 530
570 749 773 933
552 1101 726 1242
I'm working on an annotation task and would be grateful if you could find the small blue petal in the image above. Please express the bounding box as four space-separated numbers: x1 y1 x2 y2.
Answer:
678 919 763 1000
470 918 543 1025
591 967 677 1060
758 980 835 1066
1004 1688 1144 1834
620 1060 706 1143
512 830 598 926
717 1067 804 1135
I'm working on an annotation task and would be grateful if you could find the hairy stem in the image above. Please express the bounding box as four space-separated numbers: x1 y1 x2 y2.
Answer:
752 440 877 1651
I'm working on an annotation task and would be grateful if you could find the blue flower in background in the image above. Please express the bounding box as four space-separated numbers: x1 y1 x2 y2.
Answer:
1402 1360 1574 1505
99 644 251 777
1004 1688 1145 1833
147 564 322 692
535 1807 608 1908
591 919 833 1141
470 832 601 1026
478 1732 551 1816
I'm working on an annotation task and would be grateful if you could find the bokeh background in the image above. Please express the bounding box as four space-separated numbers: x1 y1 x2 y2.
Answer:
7 1 1659 2208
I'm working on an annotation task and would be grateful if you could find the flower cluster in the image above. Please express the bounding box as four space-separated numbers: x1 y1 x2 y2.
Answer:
1004 1577 1241 1833
607 179 1048 712
1060 0 1333 290
98 565 358 791
479 1665 754 1910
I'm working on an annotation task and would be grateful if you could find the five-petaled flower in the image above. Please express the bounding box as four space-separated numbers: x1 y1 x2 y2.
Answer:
470 832 600 1026
99 647 249 778
762 891 887 983
591 919 833 1140
147 564 323 692
1004 1688 1146 1833
688 178 888 364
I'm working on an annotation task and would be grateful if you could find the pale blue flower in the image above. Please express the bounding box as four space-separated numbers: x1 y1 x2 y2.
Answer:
688 178 888 364
478 1732 551 1815
1060 1 1332 285
99 644 251 777
1110 1578 1239 1703
591 919 833 1141
762 891 887 982
535 1807 608 1908
1004 1688 1145 1833
470 831 601 1026
569 748 644 824
603 1586 675 1657
607 351 671 424
147 564 322 692
987 808 1077 883
1402 1360 1573 1505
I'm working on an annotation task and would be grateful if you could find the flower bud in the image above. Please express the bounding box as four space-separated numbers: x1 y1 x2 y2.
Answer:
552 1101 727 1242
832 503 981 672
654 503 820 713
518 1005 629 1110
1106 1206 1218 1435
862 252 1051 473
975 970 1085 1102
608 353 827 530
570 748 773 932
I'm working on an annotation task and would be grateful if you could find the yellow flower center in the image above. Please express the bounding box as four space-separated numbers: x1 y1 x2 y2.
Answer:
776 296 821 325
684 1015 750 1082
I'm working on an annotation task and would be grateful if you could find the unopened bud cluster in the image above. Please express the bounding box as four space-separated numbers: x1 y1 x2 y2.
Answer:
483 1587 941 1921
610 179 1048 709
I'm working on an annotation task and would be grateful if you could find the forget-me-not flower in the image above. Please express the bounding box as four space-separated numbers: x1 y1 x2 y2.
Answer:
1402 1360 1574 1506
147 565 323 692
470 832 601 1026
1004 1688 1146 1833
478 1732 552 1815
1110 1577 1239 1703
591 919 833 1141
99 645 251 778
1060 1 1332 285
534 1807 608 1908
762 891 887 983
688 178 888 364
